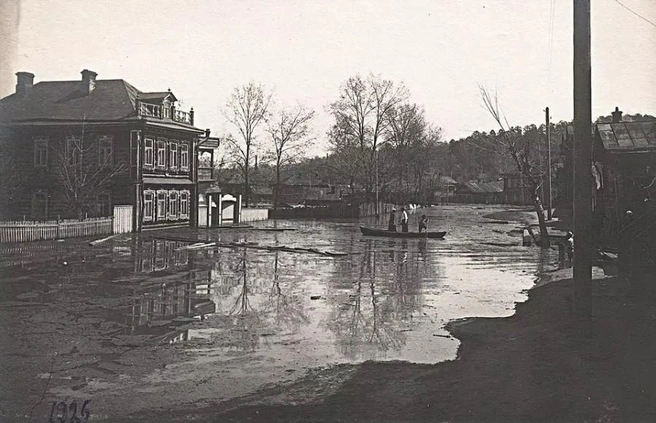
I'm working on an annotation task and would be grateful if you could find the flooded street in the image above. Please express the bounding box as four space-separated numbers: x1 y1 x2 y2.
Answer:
0 205 555 421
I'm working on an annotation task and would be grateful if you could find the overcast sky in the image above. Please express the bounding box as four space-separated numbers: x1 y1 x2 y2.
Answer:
1 0 655 155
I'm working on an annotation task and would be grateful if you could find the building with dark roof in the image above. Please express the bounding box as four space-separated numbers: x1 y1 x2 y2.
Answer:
0 70 205 230
592 107 656 243
453 180 504 204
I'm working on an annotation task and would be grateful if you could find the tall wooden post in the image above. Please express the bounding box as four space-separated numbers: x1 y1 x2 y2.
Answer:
573 0 592 319
546 107 553 220
235 194 242 224
216 194 222 226
374 148 379 217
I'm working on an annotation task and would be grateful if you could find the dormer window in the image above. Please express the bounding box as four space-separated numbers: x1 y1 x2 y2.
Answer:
162 99 171 119
137 91 190 124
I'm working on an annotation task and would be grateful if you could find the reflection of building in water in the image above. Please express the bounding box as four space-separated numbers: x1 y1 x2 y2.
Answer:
111 238 215 343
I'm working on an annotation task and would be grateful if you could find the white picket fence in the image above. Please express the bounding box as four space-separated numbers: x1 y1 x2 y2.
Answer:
0 217 114 243
241 208 269 223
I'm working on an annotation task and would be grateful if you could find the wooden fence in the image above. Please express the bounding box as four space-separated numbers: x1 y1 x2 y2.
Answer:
0 217 113 243
113 205 133 234
241 208 269 223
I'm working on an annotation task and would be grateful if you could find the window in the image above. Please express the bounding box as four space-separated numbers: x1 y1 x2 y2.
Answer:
98 136 113 167
169 142 178 170
66 136 82 167
180 190 189 219
169 190 179 220
31 190 48 220
156 139 167 168
156 190 167 220
34 137 48 167
144 138 154 168
143 190 155 222
180 143 189 170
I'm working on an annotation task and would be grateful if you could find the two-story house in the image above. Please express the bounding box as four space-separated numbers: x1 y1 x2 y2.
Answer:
0 70 205 230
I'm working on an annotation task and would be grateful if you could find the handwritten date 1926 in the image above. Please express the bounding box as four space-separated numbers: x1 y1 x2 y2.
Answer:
49 400 91 423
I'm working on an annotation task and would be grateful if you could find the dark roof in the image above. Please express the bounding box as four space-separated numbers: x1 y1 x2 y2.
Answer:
596 121 656 152
0 78 196 132
439 176 458 185
0 80 139 122
199 136 221 149
461 180 504 193
138 91 177 102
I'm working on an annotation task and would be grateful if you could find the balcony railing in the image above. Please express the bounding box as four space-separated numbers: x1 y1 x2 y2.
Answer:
137 101 194 125
173 109 192 125
139 102 162 118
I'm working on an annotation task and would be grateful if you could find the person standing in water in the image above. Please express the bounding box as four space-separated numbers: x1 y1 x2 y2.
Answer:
388 208 397 232
400 207 409 232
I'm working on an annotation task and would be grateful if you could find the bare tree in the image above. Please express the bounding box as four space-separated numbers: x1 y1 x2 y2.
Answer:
479 86 550 246
266 104 315 210
55 126 127 220
224 82 272 207
328 74 408 193
326 123 366 194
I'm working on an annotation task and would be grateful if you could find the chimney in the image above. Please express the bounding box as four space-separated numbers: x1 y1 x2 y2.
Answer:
611 106 623 123
80 69 97 95
15 72 34 95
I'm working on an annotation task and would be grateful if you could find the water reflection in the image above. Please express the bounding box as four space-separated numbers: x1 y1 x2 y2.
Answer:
109 238 215 344
1 211 551 365
325 239 437 360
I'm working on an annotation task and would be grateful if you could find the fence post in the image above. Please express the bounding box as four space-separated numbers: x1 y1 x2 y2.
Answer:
57 215 60 239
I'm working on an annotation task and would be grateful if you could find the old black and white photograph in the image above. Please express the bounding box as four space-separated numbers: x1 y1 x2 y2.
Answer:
1 0 655 421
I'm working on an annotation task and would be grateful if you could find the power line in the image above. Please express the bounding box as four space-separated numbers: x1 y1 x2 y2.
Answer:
547 0 556 98
614 0 656 28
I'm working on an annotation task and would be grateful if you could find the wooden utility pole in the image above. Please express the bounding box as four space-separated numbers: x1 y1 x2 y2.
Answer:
573 0 592 319
546 107 553 220
374 148 379 216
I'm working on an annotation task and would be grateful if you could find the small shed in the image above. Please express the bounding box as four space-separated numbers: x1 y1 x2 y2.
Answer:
455 180 504 204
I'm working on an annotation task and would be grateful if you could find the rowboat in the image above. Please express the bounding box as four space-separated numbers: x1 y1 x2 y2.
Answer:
359 226 446 239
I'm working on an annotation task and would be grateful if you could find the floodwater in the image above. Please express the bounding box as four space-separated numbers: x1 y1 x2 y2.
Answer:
0 205 555 421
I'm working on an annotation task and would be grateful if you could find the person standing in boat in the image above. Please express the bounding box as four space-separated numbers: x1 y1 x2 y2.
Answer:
388 208 397 232
418 215 428 233
400 207 409 232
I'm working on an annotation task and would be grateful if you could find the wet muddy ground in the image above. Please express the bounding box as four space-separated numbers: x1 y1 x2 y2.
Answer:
0 205 559 422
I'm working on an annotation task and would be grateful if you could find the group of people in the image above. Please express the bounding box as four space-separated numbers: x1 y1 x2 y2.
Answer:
388 207 429 233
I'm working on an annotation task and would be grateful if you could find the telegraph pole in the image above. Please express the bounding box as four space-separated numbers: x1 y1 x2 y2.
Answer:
375 148 379 216
546 107 553 220
573 0 592 319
